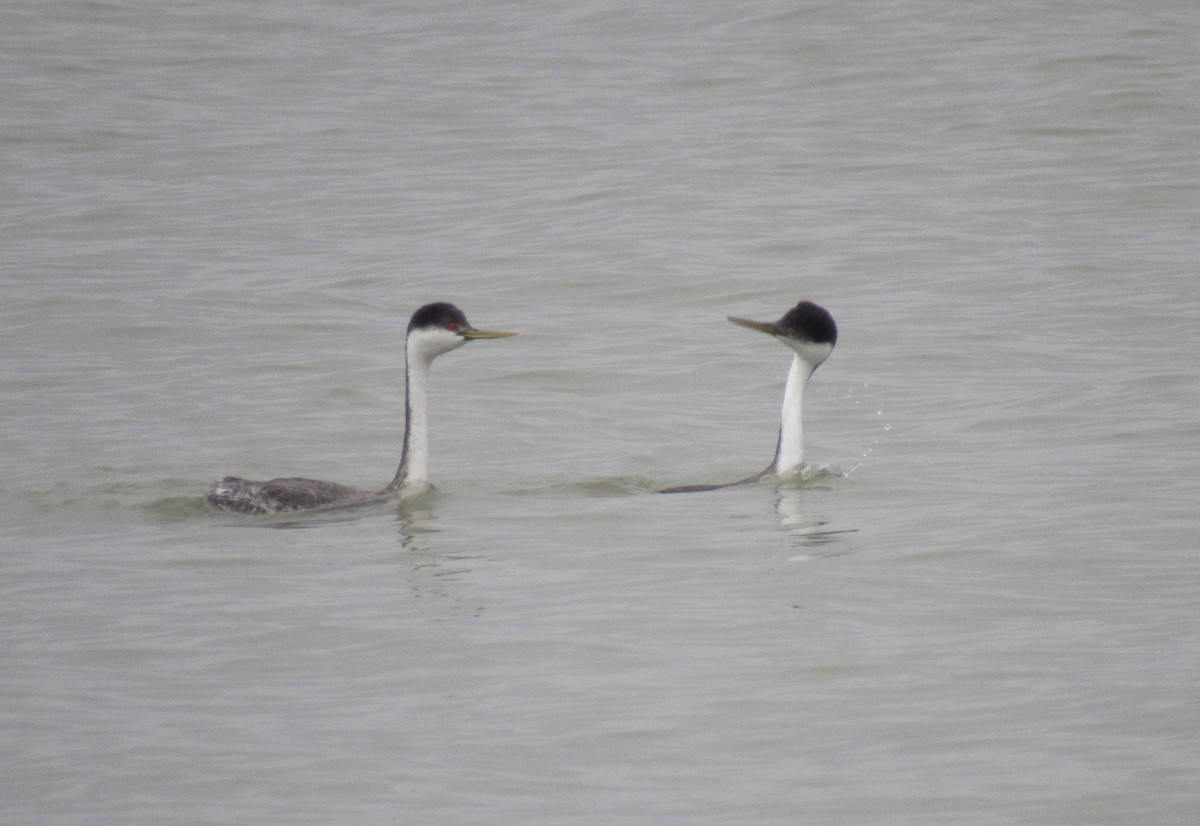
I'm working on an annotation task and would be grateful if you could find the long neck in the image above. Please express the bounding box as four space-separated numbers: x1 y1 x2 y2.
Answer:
389 347 432 490
771 354 813 475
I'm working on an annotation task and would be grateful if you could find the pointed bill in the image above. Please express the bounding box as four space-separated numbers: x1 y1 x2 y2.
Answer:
727 316 776 335
461 327 517 340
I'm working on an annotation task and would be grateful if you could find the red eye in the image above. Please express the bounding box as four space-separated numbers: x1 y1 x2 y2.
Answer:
447 322 459 331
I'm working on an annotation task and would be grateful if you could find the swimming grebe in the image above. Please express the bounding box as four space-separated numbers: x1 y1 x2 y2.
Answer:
206 302 516 513
660 300 836 493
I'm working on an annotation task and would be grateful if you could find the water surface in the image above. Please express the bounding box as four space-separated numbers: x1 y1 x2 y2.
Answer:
2 1 1198 823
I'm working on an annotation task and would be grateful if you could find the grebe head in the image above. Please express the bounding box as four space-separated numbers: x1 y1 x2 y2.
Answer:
406 302 517 362
728 300 836 370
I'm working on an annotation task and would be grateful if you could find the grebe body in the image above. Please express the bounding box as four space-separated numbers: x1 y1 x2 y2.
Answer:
205 302 515 514
660 300 836 493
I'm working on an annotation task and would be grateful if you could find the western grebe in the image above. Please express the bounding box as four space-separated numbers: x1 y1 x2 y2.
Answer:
205 302 516 514
660 300 836 493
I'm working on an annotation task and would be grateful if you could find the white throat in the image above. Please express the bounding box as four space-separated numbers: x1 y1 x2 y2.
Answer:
772 354 812 475
389 328 466 490
396 350 432 487
770 339 831 476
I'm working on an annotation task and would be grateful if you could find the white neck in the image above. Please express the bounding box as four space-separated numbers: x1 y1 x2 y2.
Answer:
390 348 434 490
387 326 467 491
772 354 814 475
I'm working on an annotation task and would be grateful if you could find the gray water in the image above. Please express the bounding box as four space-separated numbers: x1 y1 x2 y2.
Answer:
3 1 1199 823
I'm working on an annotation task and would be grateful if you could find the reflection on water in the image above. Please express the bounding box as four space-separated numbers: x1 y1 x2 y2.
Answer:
773 484 857 556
